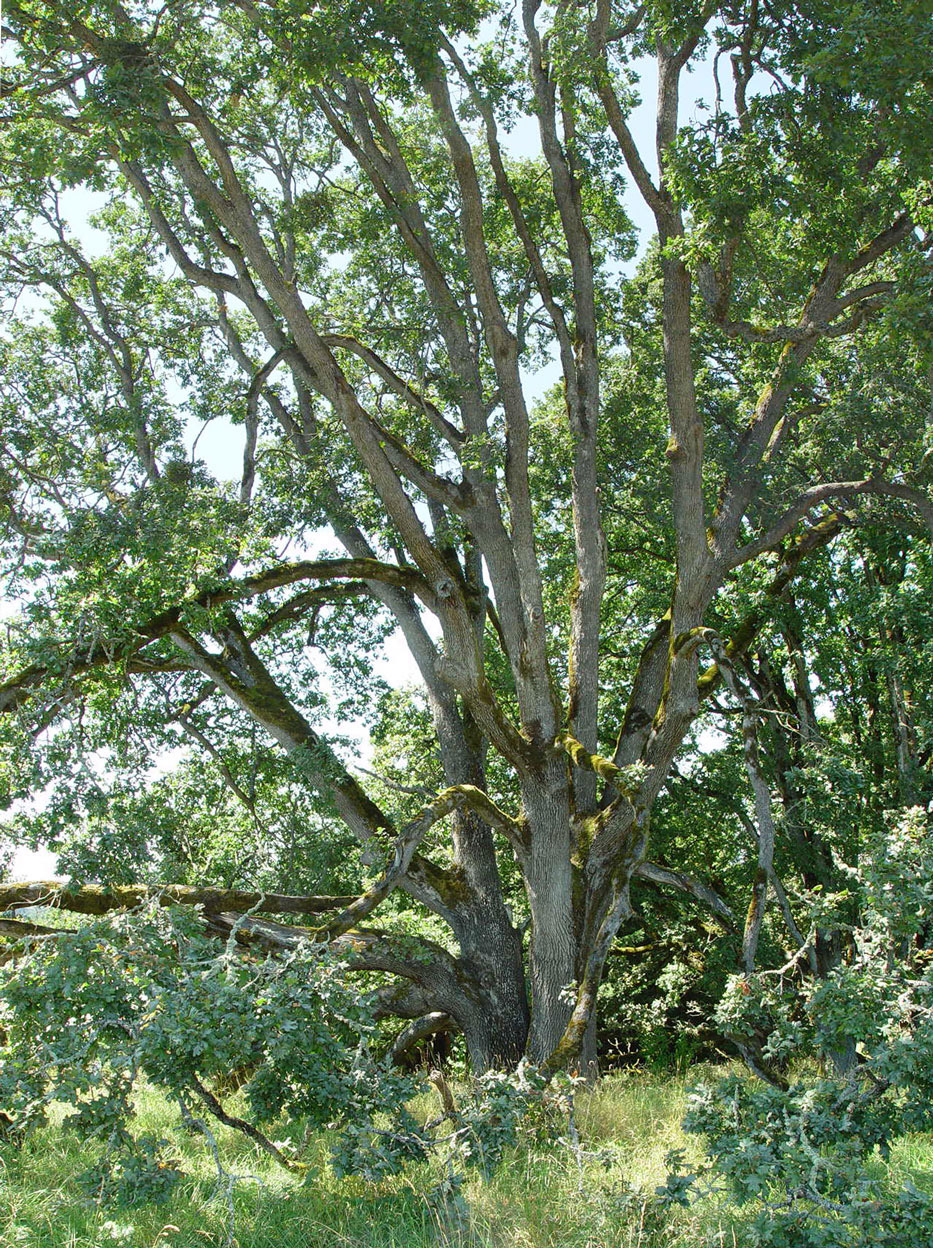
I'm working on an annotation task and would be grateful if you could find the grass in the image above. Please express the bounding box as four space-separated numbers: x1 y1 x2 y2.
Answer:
2 1069 932 1248
0 1070 735 1248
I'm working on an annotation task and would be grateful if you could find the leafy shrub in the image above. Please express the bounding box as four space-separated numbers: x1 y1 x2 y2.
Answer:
0 903 423 1195
668 807 933 1247
0 903 581 1213
451 1064 563 1174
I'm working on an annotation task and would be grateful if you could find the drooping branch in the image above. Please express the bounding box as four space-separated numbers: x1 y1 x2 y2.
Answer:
167 616 396 845
0 879 485 1039
0 873 477 1038
0 915 69 938
189 1075 299 1170
206 910 487 1036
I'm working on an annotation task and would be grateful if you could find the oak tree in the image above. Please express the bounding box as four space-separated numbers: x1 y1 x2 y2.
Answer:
1 0 931 1073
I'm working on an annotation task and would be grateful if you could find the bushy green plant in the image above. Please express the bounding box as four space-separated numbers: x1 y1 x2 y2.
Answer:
451 1064 565 1175
0 905 585 1219
0 903 424 1198
667 807 933 1247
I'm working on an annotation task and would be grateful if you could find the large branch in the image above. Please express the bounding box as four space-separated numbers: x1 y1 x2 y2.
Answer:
167 615 397 847
124 58 462 593
0 786 520 941
388 1012 457 1065
153 79 530 746
440 36 575 361
589 516 845 876
634 861 736 930
316 783 526 940
712 213 916 558
0 881 356 917
588 4 668 226
204 911 483 1032
522 0 607 789
194 16 547 735
0 557 436 717
0 875 465 1012
310 78 491 440
314 78 552 739
169 615 512 926
730 478 933 567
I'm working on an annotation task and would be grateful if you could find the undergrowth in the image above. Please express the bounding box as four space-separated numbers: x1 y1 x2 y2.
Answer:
0 1072 724 1248
3 1070 932 1247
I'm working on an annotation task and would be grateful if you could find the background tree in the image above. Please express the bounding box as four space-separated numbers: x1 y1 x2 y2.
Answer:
1 0 931 1074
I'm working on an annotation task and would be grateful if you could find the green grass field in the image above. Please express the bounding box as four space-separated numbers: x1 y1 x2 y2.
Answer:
2 1071 932 1248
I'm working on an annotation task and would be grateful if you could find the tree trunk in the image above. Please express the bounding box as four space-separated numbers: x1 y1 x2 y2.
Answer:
523 761 578 1062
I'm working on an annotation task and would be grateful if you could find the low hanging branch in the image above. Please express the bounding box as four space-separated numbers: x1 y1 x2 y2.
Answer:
0 784 524 938
0 915 63 936
389 1012 457 1067
0 881 356 918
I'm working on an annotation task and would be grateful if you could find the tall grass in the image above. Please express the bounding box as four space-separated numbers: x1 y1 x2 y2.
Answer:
2 1070 931 1248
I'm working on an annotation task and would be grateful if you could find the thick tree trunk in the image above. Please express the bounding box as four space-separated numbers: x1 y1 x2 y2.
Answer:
522 761 578 1063
456 951 528 1070
439 890 529 1069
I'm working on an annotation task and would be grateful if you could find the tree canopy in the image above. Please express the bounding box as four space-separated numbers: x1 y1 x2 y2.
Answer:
1 0 932 1076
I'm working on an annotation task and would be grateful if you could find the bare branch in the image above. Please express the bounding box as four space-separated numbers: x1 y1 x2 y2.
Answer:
322 334 464 449
318 783 525 939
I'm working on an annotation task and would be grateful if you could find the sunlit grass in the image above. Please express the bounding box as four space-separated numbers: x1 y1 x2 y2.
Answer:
3 1071 932 1248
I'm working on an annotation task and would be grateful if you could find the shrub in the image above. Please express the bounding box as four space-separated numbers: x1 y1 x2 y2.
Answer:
0 903 424 1195
666 808 933 1247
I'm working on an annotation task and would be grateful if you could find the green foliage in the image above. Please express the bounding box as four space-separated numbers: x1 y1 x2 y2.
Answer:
1 0 933 1160
0 1072 688 1246
674 807 933 1246
449 1065 563 1175
0 906 592 1214
0 904 422 1195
